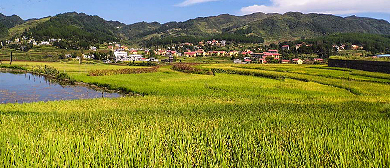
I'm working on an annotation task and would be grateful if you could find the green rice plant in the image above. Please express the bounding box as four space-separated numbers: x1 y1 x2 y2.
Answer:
172 63 213 75
0 62 389 167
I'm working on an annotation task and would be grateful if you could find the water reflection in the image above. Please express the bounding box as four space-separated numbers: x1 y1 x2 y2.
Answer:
0 71 122 104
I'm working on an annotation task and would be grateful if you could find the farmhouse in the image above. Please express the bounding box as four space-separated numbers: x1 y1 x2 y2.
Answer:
208 51 226 56
263 50 281 59
292 58 304 64
184 52 197 57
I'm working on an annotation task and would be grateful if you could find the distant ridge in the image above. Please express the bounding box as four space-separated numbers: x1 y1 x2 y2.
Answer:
1 12 390 44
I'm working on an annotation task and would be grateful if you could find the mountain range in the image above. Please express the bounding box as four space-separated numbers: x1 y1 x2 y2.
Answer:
1 12 390 44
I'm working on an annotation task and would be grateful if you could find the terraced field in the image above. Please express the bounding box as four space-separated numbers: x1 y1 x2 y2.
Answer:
0 62 389 167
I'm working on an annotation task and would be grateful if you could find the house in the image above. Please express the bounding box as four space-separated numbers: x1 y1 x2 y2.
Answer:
129 55 145 61
129 50 138 55
221 40 227 46
333 45 340 51
259 58 267 64
351 45 363 50
234 59 242 64
103 59 112 64
166 50 178 56
292 58 303 64
114 51 129 62
83 54 95 59
90 46 97 51
208 51 225 56
263 50 281 59
282 45 290 50
146 57 159 62
282 60 290 64
40 41 50 45
250 53 263 58
295 44 303 50
314 58 324 62
156 50 166 56
377 54 390 57
244 57 252 64
242 51 253 56
196 49 206 57
228 51 239 56
184 52 197 57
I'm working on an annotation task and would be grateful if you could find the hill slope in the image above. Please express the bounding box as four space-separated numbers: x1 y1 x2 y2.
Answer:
8 17 51 39
232 12 390 42
26 12 119 42
0 14 25 38
5 12 390 44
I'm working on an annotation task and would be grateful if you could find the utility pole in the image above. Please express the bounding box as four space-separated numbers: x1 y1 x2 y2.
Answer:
10 52 13 65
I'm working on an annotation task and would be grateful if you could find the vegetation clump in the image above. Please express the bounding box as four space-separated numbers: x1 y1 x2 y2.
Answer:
31 65 74 83
88 66 160 76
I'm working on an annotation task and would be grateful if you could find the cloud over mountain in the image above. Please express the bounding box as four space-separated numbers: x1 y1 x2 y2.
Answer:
241 0 390 15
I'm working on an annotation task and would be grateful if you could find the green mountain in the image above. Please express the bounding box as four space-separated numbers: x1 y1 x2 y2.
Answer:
25 12 119 43
234 12 390 42
7 17 51 39
0 13 24 28
3 12 390 44
0 13 25 38
121 13 271 41
123 12 390 43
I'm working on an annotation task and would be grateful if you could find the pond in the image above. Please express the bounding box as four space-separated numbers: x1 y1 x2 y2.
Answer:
0 71 122 104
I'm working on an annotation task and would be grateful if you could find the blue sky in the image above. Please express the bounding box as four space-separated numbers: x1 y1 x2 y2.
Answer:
0 0 389 24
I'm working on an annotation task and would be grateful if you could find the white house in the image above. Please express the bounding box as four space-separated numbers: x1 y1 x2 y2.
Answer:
145 57 159 62
40 41 50 45
114 51 129 62
234 59 242 64
83 54 95 59
129 55 145 61
90 46 97 51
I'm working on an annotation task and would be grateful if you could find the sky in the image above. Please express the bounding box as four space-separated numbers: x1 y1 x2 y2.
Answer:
0 0 389 24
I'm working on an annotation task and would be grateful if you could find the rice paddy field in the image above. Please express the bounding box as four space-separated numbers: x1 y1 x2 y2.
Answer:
1 61 390 167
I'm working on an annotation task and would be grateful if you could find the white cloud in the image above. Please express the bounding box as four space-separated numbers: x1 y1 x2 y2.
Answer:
176 0 220 7
241 0 390 15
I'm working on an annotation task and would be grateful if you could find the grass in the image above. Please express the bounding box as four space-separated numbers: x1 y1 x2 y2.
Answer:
0 61 389 167
0 46 76 62
330 55 390 62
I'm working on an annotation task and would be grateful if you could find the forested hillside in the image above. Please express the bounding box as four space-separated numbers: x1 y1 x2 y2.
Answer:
2 12 390 45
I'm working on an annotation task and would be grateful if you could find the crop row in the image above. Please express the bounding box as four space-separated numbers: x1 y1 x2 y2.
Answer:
88 66 160 76
171 63 214 75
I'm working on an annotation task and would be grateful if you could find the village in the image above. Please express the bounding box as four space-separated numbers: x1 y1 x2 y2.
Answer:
105 40 330 64
2 37 374 64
